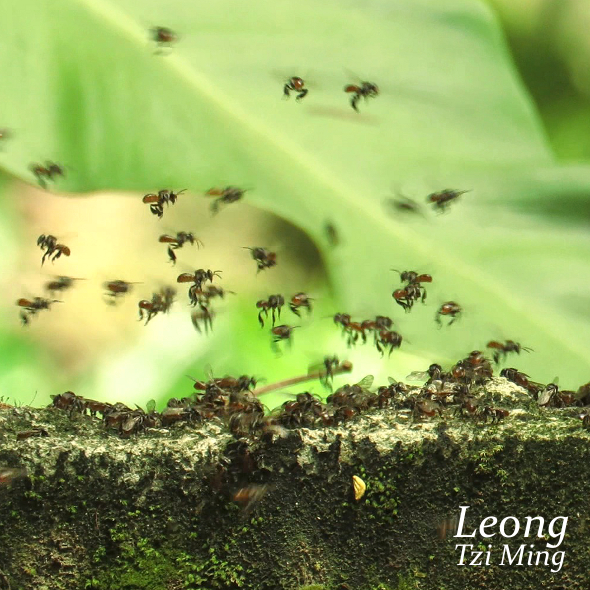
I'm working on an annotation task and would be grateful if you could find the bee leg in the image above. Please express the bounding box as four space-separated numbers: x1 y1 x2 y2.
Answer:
283 85 290 99
167 247 176 265
351 95 360 112
289 304 301 317
258 311 265 328
296 89 308 102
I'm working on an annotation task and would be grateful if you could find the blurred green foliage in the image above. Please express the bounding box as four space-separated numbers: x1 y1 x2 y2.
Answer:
1 0 590 409
486 0 590 161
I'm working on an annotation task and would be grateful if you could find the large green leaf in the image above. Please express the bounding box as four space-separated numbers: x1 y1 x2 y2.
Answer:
1 0 589 405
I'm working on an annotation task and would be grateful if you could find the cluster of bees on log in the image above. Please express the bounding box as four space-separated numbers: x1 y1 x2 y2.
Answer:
42 349 590 440
5 26 590 444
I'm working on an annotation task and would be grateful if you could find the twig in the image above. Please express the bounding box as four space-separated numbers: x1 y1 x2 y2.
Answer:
253 362 352 396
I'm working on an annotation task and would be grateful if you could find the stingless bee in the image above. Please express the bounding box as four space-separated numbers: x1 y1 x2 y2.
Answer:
30 162 66 188
158 232 203 264
37 234 71 265
344 80 379 112
142 189 185 218
17 297 60 325
283 76 308 101
205 186 246 215
150 26 178 52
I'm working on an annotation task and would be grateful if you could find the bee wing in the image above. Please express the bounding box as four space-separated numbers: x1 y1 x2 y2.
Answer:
355 375 374 390
537 388 553 406
406 371 429 381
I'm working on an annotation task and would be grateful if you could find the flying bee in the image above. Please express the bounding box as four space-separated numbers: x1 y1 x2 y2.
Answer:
30 161 66 189
283 76 308 101
190 285 235 311
271 324 299 351
427 189 470 213
37 234 71 265
142 189 185 218
205 186 246 215
375 329 403 357
243 247 277 272
150 26 178 52
44 275 84 295
435 301 462 327
385 194 424 216
289 292 313 317
0 466 27 487
344 80 379 112
256 295 285 328
308 356 353 390
232 484 270 511
17 297 60 325
191 307 215 334
138 287 176 325
104 280 139 305
486 340 533 364
324 222 340 247
158 232 203 264
177 269 222 305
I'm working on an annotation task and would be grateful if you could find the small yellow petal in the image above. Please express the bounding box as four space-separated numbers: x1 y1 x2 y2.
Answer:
352 475 366 501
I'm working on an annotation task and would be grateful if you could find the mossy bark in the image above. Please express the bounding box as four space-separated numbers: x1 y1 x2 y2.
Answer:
1 379 589 590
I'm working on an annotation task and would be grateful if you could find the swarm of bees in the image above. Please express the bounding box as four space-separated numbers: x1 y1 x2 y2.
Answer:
12 23 583 452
